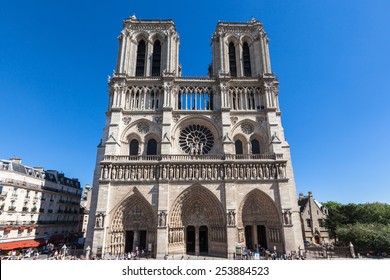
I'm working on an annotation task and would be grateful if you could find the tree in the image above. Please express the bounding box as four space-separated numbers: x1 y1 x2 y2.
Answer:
323 201 390 254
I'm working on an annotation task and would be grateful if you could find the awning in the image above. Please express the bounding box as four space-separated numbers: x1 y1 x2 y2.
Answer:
19 226 26 230
4 227 13 231
28 226 35 230
0 239 45 250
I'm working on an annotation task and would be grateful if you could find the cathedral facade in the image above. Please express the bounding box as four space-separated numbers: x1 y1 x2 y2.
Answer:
85 16 303 258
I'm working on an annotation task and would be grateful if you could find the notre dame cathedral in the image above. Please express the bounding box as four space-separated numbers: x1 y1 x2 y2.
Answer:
85 15 304 258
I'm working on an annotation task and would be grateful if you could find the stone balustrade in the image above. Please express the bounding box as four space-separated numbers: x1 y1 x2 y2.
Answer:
100 161 288 182
103 153 283 162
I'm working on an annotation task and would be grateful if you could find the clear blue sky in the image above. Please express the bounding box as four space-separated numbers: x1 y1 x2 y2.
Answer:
1 0 389 204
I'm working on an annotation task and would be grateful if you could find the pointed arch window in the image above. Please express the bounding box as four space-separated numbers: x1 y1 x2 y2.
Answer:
243 42 251 77
229 42 237 77
235 139 243 155
251 139 260 154
135 40 146 76
151 40 161 76
146 139 157 155
130 139 139 156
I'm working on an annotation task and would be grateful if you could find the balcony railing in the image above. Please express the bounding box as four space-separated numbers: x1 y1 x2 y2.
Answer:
103 153 284 162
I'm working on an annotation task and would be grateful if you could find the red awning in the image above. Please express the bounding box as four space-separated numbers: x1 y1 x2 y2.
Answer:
0 239 44 250
4 227 13 231
19 226 26 230
28 226 35 230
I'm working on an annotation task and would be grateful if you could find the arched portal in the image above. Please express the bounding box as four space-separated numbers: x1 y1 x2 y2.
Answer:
237 189 283 253
168 185 226 257
107 190 156 256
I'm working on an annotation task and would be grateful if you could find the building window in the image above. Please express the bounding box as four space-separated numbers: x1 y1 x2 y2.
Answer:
228 42 237 77
242 42 251 77
235 140 243 155
251 139 260 154
146 139 157 155
306 219 312 228
151 40 161 76
135 40 146 76
129 139 139 156
178 88 213 110
179 125 214 155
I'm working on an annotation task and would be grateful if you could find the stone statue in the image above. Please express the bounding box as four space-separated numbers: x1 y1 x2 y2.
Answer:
103 166 108 179
118 167 123 179
131 167 135 179
258 165 263 178
144 166 148 179
227 165 232 178
252 165 257 178
111 167 117 179
96 214 103 228
162 166 167 179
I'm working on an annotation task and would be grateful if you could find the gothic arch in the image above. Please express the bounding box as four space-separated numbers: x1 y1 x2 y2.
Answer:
237 189 280 227
237 189 283 250
226 35 240 46
107 188 156 255
240 35 255 46
134 32 149 43
168 185 227 256
150 32 165 44
120 118 162 143
231 119 269 153
120 119 162 155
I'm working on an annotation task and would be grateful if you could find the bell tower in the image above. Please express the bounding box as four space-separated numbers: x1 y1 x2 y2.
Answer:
211 17 271 77
115 16 180 77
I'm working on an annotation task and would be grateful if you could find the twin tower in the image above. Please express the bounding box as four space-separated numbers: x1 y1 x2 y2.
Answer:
86 16 303 258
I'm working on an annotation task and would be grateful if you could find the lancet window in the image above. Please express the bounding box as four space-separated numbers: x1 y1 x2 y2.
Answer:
130 139 139 156
177 86 213 110
135 40 146 76
251 139 260 154
151 40 161 76
242 42 251 77
229 42 237 77
146 139 158 155
235 140 243 155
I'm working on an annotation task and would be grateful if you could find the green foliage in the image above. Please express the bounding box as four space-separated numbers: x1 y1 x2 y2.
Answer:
323 202 390 253
336 223 390 252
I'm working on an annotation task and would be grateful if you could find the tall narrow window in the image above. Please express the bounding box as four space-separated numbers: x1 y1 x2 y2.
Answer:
135 40 146 76
243 42 251 77
251 139 260 154
130 139 139 156
229 42 237 77
235 140 243 155
151 40 161 76
146 139 157 155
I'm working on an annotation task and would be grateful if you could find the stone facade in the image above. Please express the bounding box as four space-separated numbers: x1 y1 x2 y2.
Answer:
298 192 330 245
0 158 82 250
85 16 304 258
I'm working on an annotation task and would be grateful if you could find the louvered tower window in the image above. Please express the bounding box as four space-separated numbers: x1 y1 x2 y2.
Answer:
151 40 161 76
243 42 251 77
135 40 146 76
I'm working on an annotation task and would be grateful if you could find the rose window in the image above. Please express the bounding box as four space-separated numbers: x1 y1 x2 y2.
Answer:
179 125 214 155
